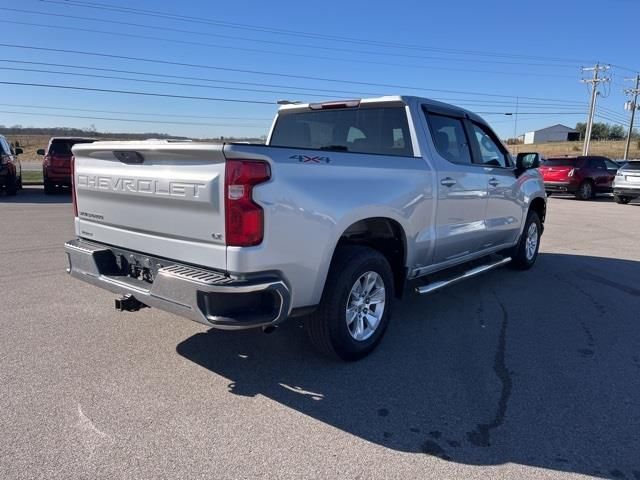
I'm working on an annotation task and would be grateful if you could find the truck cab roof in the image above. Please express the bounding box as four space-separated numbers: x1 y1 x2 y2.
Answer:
276 95 490 127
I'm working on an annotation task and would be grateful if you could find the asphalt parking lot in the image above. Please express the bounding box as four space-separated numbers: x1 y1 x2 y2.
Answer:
1 187 639 480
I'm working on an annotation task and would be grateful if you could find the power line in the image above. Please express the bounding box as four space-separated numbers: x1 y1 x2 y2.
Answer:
489 113 582 124
0 43 590 104
41 0 595 65
0 65 377 99
0 80 276 105
477 112 584 115
0 103 582 118
4 20 578 79
597 105 630 123
0 58 381 97
0 65 590 109
594 113 627 126
0 109 268 128
0 58 589 108
0 103 272 121
0 79 587 117
0 7 582 69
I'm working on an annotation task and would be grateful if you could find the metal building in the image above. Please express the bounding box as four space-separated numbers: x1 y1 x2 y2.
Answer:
522 124 580 144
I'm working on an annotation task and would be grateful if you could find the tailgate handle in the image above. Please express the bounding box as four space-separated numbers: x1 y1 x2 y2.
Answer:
113 151 144 164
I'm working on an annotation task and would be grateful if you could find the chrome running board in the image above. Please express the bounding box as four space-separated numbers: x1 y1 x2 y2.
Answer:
415 257 512 295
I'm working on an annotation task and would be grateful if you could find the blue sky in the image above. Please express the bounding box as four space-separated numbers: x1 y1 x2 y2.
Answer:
0 0 637 139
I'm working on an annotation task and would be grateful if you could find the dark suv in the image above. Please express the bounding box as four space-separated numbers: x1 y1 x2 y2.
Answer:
539 156 619 200
0 134 22 196
38 137 95 194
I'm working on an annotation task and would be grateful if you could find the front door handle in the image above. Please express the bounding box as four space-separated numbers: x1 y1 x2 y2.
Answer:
440 177 456 187
488 177 499 187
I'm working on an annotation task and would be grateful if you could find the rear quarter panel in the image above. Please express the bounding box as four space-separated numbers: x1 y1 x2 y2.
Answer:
224 144 434 308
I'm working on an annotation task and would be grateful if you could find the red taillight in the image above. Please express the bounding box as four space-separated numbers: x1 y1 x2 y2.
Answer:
71 155 78 217
224 160 271 246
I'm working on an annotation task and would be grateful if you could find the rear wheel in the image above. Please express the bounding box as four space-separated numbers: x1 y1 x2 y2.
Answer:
508 210 541 270
43 175 56 195
614 195 631 205
5 174 18 196
575 180 593 200
305 246 394 361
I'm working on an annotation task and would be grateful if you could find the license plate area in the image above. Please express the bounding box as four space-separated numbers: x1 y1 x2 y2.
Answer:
110 249 174 285
626 175 640 184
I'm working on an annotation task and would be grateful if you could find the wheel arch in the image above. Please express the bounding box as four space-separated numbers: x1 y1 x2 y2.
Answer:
327 216 408 300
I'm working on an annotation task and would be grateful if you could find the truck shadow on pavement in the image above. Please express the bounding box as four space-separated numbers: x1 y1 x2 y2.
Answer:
0 185 71 204
177 253 640 479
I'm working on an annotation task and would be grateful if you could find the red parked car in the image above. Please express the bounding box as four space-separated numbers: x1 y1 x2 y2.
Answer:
38 137 95 194
539 156 619 200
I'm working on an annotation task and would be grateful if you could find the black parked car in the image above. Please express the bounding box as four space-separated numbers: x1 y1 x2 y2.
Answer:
0 134 22 196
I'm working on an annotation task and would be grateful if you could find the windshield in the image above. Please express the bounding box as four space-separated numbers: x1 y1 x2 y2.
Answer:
48 139 94 156
621 161 640 171
270 106 414 157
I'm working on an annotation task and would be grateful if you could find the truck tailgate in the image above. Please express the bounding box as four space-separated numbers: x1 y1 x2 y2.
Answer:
71 141 227 271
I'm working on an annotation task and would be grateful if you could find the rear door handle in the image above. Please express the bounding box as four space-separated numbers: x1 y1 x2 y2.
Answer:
440 177 456 187
488 177 499 187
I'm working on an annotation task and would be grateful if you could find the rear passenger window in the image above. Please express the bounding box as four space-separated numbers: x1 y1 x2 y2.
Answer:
427 113 472 165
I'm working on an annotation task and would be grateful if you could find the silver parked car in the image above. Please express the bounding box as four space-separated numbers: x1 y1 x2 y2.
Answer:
613 161 640 204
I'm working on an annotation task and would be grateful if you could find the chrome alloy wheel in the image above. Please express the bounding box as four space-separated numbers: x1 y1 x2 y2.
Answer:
525 222 539 261
345 271 386 341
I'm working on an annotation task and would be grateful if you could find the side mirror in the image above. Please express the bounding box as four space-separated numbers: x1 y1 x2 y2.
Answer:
14 147 23 155
37 149 45 156
516 152 541 170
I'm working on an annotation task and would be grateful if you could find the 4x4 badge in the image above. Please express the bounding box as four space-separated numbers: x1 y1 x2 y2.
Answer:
290 154 331 164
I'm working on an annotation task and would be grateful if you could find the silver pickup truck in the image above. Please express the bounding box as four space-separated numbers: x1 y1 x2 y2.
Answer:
65 95 546 360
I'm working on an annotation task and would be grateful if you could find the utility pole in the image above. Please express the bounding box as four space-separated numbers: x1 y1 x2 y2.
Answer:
513 96 519 153
623 75 640 161
580 63 610 155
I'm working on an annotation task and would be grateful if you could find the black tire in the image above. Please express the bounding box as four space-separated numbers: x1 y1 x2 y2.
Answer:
305 246 394 361
43 177 56 195
508 210 541 270
575 180 593 200
614 195 631 205
5 174 18 196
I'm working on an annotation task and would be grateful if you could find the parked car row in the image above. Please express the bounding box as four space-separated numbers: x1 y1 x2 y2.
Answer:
536 154 639 204
539 155 620 200
613 161 640 204
3 132 639 205
38 137 95 194
0 133 23 196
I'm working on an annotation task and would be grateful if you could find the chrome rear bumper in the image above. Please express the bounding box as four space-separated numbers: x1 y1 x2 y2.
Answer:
64 239 291 330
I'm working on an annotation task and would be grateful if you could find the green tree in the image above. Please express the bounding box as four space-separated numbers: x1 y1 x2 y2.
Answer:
590 123 609 140
609 125 626 140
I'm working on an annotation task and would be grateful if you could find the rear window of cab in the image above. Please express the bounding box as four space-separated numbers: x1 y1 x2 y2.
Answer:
270 106 414 157
542 158 578 167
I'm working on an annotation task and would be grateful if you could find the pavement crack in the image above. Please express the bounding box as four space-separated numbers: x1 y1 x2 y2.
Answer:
466 293 513 447
578 270 640 298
